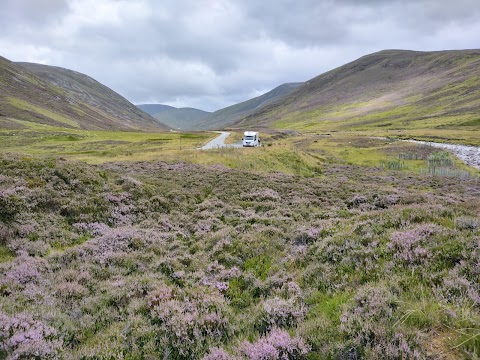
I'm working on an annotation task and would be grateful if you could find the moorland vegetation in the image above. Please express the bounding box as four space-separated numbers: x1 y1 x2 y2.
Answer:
1 48 480 359
1 133 479 358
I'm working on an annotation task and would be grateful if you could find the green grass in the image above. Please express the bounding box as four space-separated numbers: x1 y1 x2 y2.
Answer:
244 255 272 280
0 245 15 263
7 97 80 128
306 291 351 324
0 126 323 176
273 103 480 146
2 127 477 179
170 145 323 176
0 127 216 163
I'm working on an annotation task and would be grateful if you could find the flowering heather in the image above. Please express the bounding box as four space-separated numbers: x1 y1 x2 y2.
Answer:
149 286 232 357
0 188 26 222
259 297 306 331
241 188 281 201
293 223 332 245
202 347 234 360
73 221 110 236
240 328 310 360
1 253 47 288
455 216 479 230
437 269 480 306
0 311 63 359
0 155 479 358
147 284 175 308
339 284 424 359
72 227 159 265
387 223 441 264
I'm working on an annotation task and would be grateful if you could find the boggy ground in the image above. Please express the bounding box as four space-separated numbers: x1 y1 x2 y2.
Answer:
0 154 479 359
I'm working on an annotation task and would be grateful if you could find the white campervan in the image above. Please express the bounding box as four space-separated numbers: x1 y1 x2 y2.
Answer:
242 131 260 147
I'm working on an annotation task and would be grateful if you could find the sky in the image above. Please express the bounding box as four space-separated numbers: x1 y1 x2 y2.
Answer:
1 0 480 111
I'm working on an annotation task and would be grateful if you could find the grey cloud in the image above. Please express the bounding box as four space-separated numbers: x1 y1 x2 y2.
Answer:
238 0 350 47
336 0 480 29
0 0 68 25
1 0 480 111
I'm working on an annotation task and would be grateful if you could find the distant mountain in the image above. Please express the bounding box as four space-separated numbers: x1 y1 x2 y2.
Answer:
136 103 176 116
136 104 211 130
233 49 480 131
153 107 211 130
192 82 302 130
0 56 168 131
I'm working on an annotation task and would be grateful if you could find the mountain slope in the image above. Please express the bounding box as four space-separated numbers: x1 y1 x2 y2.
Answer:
136 103 176 116
233 49 480 132
0 56 168 131
153 107 211 130
136 103 211 130
193 82 302 130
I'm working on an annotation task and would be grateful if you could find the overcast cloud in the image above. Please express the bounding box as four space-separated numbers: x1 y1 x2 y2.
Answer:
1 0 480 111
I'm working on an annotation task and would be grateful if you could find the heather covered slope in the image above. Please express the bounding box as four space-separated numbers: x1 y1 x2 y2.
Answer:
0 57 168 131
235 49 480 132
193 82 302 130
0 154 479 358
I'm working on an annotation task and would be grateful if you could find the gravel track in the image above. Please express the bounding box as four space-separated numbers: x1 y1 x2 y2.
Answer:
405 140 480 170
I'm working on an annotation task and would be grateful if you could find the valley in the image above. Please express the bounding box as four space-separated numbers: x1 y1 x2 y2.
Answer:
1 48 480 359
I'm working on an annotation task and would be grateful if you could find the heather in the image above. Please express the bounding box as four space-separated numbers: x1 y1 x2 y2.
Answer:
0 153 479 358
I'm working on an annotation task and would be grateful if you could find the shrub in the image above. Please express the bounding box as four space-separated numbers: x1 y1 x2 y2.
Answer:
455 216 478 230
0 189 25 223
340 284 423 359
7 239 49 257
387 224 441 265
240 328 310 360
53 281 88 301
258 297 306 332
0 311 63 359
435 269 480 306
149 286 232 358
1 254 47 290
241 188 281 202
202 347 235 360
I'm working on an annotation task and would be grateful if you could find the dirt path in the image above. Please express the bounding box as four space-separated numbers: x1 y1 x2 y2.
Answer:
199 131 243 150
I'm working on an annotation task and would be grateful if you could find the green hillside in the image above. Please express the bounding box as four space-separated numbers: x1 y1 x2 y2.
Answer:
234 50 480 137
193 82 302 130
0 56 168 131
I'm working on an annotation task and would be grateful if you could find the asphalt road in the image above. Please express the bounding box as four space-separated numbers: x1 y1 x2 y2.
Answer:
199 131 243 150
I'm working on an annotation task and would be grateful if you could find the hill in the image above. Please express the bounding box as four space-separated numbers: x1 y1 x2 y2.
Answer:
153 107 211 130
0 56 168 131
233 49 480 132
136 103 211 130
192 82 302 130
136 103 176 116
